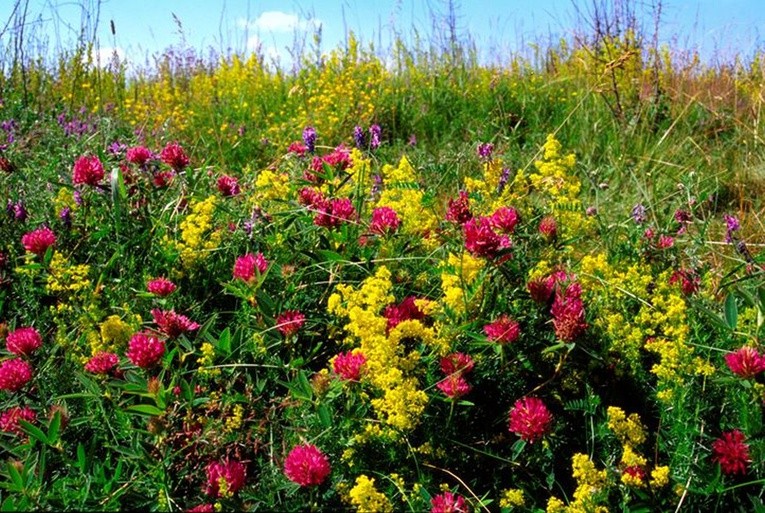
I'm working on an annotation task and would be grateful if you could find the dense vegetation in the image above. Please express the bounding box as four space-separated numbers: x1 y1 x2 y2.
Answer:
0 1 764 511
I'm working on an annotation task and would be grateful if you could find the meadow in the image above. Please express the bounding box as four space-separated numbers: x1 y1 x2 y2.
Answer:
0 1 764 511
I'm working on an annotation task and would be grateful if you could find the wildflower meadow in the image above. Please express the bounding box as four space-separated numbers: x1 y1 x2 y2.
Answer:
0 0 764 511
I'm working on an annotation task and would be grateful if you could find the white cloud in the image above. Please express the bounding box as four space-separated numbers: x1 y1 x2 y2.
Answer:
89 46 126 67
237 11 320 33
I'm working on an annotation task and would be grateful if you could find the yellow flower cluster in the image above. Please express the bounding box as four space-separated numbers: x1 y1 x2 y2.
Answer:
166 195 221 269
94 315 134 355
328 267 429 435
580 255 714 401
528 134 593 242
440 252 486 315
46 251 92 297
253 168 291 206
224 404 244 433
347 475 393 513
376 156 438 239
547 454 609 513
197 342 220 378
499 488 526 508
607 407 671 489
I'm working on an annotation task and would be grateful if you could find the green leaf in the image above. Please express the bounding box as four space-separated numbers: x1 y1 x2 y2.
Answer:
6 462 22 490
317 404 332 428
46 411 61 445
217 327 231 355
18 420 47 444
77 443 87 472
724 294 738 330
125 404 165 416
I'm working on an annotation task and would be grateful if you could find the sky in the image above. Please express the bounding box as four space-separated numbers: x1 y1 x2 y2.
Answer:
1 0 764 70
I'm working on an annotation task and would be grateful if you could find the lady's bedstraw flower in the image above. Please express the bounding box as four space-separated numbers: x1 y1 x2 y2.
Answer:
712 429 750 475
333 351 366 381
508 397 553 443
233 252 268 283
5 327 42 356
126 332 165 369
21 227 56 256
483 315 520 344
725 346 765 378
283 443 331 487
72 155 104 186
430 491 469 513
160 142 189 171
147 277 177 297
0 358 33 392
275 310 306 337
205 459 246 497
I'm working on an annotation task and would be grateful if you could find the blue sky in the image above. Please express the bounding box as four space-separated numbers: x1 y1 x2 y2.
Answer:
1 0 764 69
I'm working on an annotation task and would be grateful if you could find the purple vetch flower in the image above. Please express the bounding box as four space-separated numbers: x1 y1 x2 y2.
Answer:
631 204 647 224
369 124 381 150
60 207 72 228
6 200 26 222
477 142 494 161
724 214 740 243
107 141 127 156
74 190 84 206
497 167 511 194
370 174 383 199
353 125 365 148
408 134 417 146
302 126 317 153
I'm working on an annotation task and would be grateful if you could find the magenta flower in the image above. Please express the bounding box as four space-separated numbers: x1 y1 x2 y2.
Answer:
151 309 200 338
5 327 42 356
233 252 268 283
84 352 120 375
430 491 469 513
126 146 153 166
332 351 366 381
275 310 306 337
483 315 520 344
383 296 426 331
712 429 751 475
0 358 33 392
205 459 247 497
126 332 165 369
72 155 104 186
217 175 241 197
439 352 475 377
445 191 472 225
0 406 36 436
508 397 553 443
369 206 401 235
160 142 189 170
437 374 471 399
463 216 510 259
146 277 177 297
489 206 519 234
725 347 765 379
283 443 331 487
21 227 56 256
